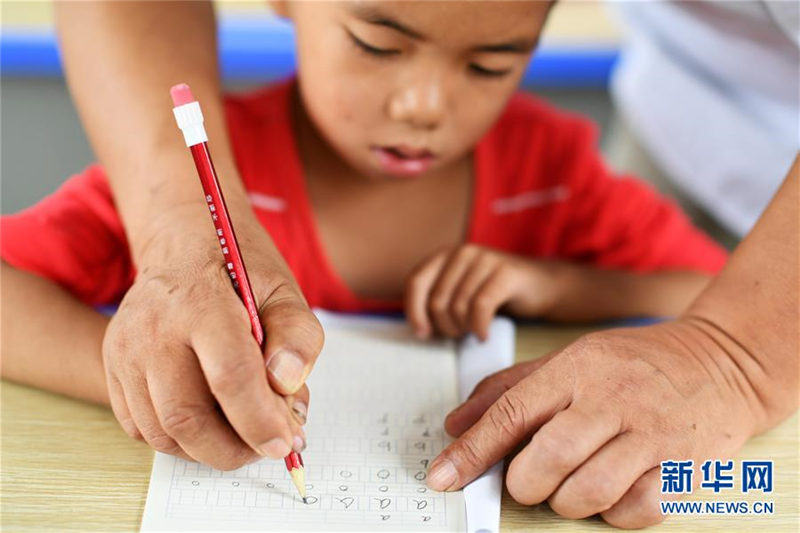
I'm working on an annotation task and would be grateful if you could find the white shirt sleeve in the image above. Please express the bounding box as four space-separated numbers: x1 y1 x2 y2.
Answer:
608 0 799 237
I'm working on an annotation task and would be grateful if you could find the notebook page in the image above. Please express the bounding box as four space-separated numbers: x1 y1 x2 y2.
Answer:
141 312 466 531
458 316 515 533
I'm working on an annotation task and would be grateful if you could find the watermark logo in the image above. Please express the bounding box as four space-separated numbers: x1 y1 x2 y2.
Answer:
661 460 694 494
700 460 734 493
659 460 775 516
742 461 773 494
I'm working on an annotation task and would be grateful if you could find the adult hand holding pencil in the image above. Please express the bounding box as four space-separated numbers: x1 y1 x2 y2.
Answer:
170 83 309 500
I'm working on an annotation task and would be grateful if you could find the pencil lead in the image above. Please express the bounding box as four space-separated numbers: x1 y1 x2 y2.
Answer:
303 497 308 504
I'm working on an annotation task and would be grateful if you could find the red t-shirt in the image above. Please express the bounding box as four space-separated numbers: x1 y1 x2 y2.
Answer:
1 78 726 310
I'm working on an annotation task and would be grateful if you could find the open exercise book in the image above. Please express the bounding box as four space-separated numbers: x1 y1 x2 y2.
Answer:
141 311 514 532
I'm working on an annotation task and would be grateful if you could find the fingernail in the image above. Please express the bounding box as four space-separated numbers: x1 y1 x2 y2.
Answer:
257 437 291 458
292 434 306 453
427 459 458 491
292 401 308 424
267 350 305 392
415 328 429 340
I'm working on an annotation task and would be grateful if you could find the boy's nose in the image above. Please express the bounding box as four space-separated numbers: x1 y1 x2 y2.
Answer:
388 81 444 130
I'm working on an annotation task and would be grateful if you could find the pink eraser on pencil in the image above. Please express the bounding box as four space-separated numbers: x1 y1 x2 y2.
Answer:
170 83 195 106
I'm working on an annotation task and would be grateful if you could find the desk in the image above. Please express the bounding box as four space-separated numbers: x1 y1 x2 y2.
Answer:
2 324 797 531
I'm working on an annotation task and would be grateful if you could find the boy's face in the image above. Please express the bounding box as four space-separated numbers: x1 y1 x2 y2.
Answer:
281 1 550 180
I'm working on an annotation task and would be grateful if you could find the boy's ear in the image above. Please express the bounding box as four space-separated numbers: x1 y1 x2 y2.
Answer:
269 0 290 19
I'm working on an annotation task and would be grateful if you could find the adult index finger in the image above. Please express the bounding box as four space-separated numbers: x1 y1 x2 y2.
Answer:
190 301 296 459
444 354 556 437
148 344 258 470
427 358 573 491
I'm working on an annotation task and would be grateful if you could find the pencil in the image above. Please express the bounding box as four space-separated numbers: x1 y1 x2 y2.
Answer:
286 452 307 503
170 82 306 502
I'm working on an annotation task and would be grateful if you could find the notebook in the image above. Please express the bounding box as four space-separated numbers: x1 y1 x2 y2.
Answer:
141 311 514 532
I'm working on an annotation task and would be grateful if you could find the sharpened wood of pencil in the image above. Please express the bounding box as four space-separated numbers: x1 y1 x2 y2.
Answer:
286 453 307 503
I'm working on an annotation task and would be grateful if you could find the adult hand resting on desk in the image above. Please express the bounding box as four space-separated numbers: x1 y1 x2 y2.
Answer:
427 156 799 528
54 2 322 468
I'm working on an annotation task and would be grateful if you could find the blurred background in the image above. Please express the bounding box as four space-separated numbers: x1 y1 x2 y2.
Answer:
1 1 622 214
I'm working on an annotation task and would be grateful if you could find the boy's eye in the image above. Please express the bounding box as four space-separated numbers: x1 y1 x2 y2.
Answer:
347 30 400 57
469 63 512 78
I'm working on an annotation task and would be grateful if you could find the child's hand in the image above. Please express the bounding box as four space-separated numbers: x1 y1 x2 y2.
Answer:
406 245 716 335
405 245 564 340
426 319 772 528
103 213 323 470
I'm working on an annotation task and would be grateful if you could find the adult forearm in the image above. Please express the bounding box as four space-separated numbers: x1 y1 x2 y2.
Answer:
685 155 799 432
52 2 321 471
54 1 250 257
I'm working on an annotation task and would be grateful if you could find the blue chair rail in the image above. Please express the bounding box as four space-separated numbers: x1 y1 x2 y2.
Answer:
1 18 618 88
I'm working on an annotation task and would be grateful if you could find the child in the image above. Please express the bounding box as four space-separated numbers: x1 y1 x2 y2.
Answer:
2 2 724 467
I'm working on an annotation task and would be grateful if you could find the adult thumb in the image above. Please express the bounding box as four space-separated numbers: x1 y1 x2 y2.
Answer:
261 286 324 395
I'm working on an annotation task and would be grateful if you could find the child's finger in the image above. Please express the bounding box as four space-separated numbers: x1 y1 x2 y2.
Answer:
469 267 516 340
505 404 622 506
148 347 260 470
450 254 496 333
428 247 477 337
427 359 572 491
549 432 657 520
190 305 295 460
404 251 448 338
259 289 323 395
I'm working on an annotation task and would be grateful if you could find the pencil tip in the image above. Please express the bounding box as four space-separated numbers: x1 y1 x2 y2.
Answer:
303 497 308 504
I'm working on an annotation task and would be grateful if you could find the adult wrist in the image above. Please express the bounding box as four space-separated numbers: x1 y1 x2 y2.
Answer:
125 156 255 263
132 197 289 294
132 203 218 267
674 314 773 438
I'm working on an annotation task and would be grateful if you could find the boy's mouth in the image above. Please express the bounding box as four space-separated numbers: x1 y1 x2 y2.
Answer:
372 145 435 177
